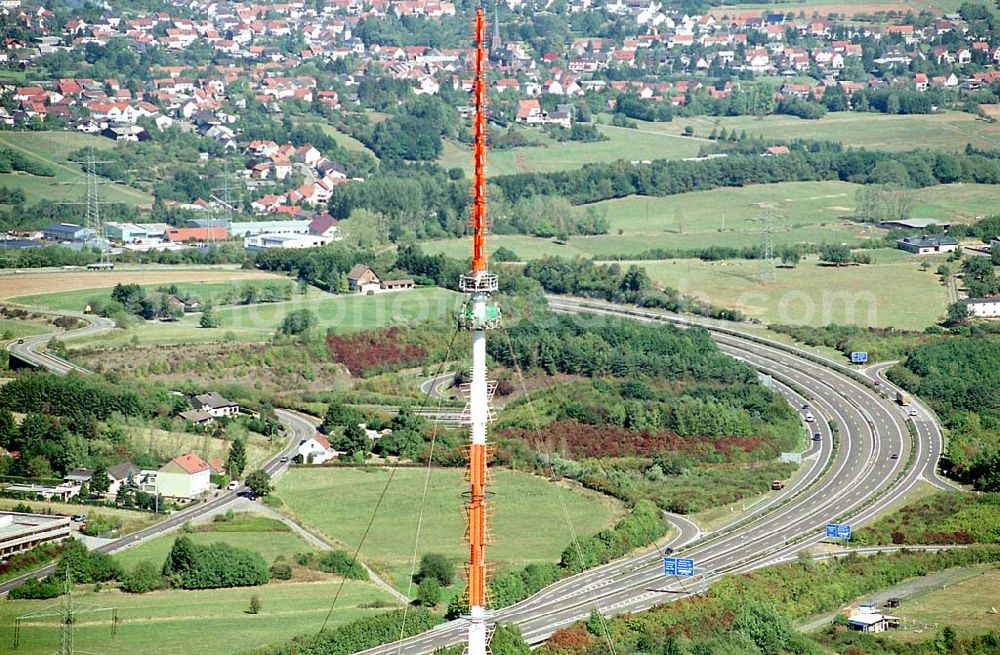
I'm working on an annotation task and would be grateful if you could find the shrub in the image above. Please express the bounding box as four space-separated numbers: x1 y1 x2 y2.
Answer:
317 549 369 581
121 561 165 594
162 536 269 589
269 562 293 580
9 577 62 599
417 552 454 586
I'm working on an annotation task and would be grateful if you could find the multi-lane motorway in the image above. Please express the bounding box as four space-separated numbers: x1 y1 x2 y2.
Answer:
355 296 954 654
3 296 956 654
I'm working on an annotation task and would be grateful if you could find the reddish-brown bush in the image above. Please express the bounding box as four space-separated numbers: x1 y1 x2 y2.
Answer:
326 328 426 375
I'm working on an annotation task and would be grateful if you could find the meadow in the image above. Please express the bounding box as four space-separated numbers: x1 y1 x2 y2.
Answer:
439 123 704 175
889 567 1000 642
627 111 1000 153
640 251 947 329
0 132 152 206
125 423 277 470
113 515 312 571
418 181 996 264
11 277 295 312
0 579 396 655
274 467 622 592
1 267 284 302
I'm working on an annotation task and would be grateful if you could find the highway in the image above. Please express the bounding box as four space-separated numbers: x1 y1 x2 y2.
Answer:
2 297 954 653
356 296 951 654
5 310 116 374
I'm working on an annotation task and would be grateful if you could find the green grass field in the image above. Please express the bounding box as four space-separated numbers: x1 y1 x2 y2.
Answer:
419 181 998 263
0 132 152 206
316 122 378 157
211 287 461 335
12 279 297 313
114 517 310 571
626 111 1000 153
440 123 704 175
274 467 622 592
0 580 396 655
0 317 53 341
127 423 277 470
890 567 1000 641
640 251 947 329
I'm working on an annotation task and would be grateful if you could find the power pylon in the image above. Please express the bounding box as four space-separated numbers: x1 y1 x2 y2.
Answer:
62 150 125 267
209 162 244 244
13 568 117 655
749 201 780 282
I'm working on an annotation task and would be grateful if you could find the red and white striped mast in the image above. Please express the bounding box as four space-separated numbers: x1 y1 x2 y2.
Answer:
458 3 499 654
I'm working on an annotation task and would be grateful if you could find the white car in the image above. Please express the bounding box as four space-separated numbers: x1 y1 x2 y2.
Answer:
804 412 814 423
227 480 240 490
909 409 918 417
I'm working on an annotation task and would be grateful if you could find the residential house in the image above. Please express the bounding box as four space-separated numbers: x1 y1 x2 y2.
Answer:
156 452 212 499
192 391 239 417
962 296 1000 318
106 461 140 496
347 264 382 293
298 433 336 464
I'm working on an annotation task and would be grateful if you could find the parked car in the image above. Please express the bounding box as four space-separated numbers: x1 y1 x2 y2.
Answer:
227 480 239 490
71 514 86 522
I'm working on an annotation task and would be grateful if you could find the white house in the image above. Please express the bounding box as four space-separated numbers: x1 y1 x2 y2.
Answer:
192 392 239 417
107 461 140 497
298 433 336 464
156 452 211 499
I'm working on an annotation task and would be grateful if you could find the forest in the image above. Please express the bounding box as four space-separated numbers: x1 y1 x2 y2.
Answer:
887 337 1000 491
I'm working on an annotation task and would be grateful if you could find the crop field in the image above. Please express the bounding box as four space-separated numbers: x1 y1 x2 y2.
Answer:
1 267 285 302
625 111 1000 153
0 132 152 206
889 567 1000 641
439 123 704 175
640 251 947 329
274 467 622 592
0 580 396 655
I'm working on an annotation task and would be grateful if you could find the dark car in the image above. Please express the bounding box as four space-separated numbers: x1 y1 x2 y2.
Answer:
812 433 822 441
16 338 24 344
663 547 674 555
890 453 899 460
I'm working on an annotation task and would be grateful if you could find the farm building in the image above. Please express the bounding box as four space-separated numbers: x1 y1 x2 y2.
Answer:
896 235 958 254
962 295 1000 318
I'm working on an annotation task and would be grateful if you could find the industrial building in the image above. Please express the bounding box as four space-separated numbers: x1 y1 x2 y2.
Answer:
895 234 959 254
0 511 72 558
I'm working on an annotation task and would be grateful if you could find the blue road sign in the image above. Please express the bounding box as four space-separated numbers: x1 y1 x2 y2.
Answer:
850 351 869 364
663 557 695 577
826 523 852 540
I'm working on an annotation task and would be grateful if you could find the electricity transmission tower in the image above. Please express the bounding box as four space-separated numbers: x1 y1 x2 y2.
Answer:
749 201 782 282
209 163 243 245
63 150 125 267
13 568 117 655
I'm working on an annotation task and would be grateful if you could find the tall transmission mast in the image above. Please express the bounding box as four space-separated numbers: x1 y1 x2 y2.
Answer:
751 201 778 282
457 4 500 654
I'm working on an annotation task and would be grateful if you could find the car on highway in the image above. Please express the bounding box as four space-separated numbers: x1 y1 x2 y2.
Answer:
909 409 918 417
804 412 814 423
812 433 822 441
801 403 809 409
874 379 881 385
279 455 289 463
663 547 674 555
71 513 86 522
16 338 24 344
890 453 899 460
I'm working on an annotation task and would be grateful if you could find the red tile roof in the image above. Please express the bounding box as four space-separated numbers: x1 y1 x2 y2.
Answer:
172 452 210 475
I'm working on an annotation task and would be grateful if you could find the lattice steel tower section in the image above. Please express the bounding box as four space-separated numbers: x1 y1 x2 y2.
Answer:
457 4 500 654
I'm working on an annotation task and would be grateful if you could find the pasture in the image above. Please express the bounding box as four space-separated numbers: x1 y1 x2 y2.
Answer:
274 467 622 592
0 132 152 206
